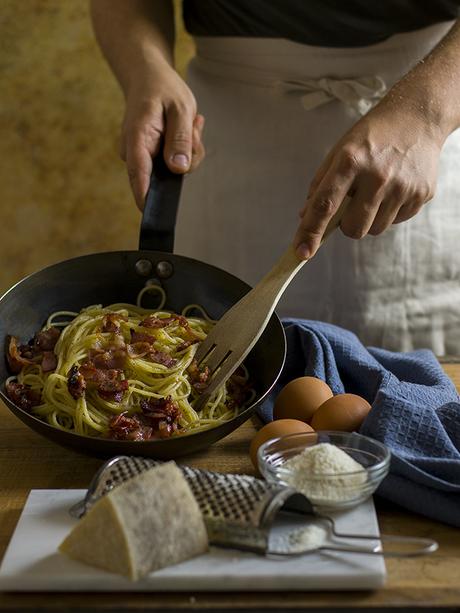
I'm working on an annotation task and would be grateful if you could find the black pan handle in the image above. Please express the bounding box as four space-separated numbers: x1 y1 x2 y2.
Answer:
139 148 184 253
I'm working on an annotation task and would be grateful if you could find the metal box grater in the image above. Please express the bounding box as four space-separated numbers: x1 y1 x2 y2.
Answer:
69 455 313 554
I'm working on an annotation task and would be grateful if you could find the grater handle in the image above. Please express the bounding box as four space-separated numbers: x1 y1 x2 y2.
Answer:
268 535 438 558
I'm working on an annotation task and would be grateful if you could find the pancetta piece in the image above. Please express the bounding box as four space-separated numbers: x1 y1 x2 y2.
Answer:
6 380 41 411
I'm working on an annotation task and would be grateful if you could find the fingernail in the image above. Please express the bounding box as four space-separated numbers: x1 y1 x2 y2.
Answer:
296 243 311 260
172 153 189 169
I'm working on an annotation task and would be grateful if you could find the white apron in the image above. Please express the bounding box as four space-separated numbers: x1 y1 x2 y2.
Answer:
175 22 460 354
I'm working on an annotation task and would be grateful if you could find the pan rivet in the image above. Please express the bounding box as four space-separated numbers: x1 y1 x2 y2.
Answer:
135 259 153 276
156 260 174 279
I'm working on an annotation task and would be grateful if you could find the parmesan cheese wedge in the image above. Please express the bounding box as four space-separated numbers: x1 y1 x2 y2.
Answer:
59 462 208 580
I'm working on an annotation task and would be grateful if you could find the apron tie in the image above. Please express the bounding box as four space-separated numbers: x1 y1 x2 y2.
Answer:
273 75 387 115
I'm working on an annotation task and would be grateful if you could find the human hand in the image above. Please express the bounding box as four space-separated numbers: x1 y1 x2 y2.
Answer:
294 99 445 259
120 60 205 209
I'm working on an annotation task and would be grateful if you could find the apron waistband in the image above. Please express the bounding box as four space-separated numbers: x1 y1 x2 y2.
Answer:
194 53 388 114
192 22 453 113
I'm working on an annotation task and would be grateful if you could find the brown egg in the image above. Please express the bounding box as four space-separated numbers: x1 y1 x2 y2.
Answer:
249 419 314 470
310 393 372 432
273 376 333 424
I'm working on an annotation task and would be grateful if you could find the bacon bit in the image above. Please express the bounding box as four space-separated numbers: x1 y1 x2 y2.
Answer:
140 314 189 329
79 364 127 391
98 377 129 395
78 363 98 381
41 351 57 372
140 396 182 438
126 343 177 367
227 373 251 408
140 315 170 329
5 380 41 411
92 349 126 370
188 359 211 392
34 327 60 351
101 313 127 334
17 341 36 361
98 386 127 403
107 413 153 441
130 330 156 344
149 351 177 368
6 329 60 375
176 339 200 352
106 397 182 441
6 336 35 374
173 315 190 328
68 365 86 399
68 362 128 403
158 420 176 438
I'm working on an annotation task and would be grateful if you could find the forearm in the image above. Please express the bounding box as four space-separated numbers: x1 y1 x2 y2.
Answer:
90 0 175 97
383 19 460 142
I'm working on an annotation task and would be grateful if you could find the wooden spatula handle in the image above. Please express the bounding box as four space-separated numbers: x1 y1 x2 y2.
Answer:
191 197 351 407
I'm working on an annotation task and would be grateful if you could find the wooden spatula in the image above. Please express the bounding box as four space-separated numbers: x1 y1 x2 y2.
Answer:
193 197 349 410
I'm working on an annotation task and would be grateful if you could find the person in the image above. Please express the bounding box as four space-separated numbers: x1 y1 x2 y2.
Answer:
90 0 460 354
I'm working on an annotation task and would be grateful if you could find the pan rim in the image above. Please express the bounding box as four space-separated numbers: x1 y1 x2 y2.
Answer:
0 248 258 305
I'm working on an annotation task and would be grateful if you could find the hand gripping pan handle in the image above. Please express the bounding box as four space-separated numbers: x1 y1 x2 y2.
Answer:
139 148 184 253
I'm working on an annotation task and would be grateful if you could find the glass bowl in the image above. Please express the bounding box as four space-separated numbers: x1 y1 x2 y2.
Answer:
258 431 390 512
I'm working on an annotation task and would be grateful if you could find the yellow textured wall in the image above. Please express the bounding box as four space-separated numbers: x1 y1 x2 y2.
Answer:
0 0 194 296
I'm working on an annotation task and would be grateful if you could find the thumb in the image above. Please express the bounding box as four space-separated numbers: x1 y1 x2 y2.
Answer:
164 106 194 173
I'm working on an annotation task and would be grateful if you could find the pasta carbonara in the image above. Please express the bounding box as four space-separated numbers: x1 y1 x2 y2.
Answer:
5 287 252 440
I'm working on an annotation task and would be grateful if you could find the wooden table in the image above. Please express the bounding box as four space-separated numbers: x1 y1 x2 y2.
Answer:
1 364 460 612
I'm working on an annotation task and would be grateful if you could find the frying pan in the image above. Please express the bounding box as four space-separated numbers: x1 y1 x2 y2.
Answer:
0 156 286 459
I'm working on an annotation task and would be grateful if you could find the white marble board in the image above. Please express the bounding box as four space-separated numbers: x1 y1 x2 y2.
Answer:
0 489 386 592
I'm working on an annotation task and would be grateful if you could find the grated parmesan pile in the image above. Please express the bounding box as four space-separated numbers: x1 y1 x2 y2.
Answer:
281 442 367 504
272 524 328 554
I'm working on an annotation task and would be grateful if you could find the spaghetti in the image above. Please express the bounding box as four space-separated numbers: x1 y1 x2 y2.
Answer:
5 288 253 440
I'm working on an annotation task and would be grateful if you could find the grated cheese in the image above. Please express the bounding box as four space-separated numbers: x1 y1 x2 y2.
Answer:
281 442 367 504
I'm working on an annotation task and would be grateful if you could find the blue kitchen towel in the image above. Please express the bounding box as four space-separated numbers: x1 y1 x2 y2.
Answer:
258 319 460 527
